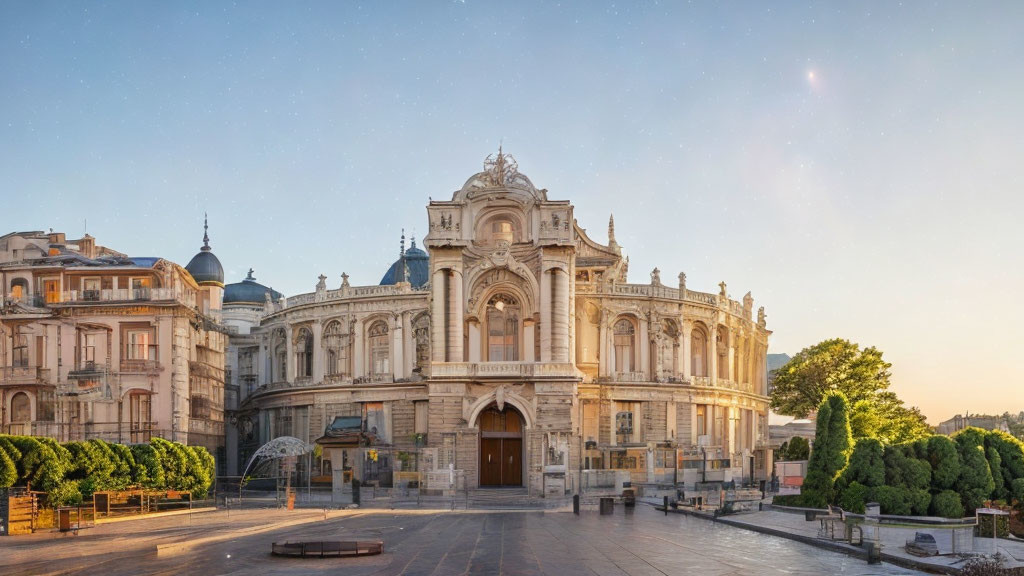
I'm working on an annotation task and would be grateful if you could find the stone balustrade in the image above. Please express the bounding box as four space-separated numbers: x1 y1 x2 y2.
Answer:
284 283 428 308
572 282 733 310
430 361 578 379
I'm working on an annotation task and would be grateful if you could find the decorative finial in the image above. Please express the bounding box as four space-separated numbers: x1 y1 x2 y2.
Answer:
340 272 350 288
608 213 617 246
410 233 416 249
201 213 211 251
400 228 406 256
719 281 728 298
246 268 255 281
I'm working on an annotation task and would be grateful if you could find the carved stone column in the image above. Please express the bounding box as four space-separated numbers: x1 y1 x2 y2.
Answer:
552 269 569 362
431 270 445 362
352 319 364 378
638 317 649 377
709 325 718 385
312 321 324 383
285 327 296 382
598 310 608 377
540 268 552 362
447 268 464 362
681 320 692 378
402 312 414 376
392 314 404 379
727 330 736 383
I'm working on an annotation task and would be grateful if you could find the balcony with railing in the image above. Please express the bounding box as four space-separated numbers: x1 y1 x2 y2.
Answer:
0 366 52 386
50 287 195 307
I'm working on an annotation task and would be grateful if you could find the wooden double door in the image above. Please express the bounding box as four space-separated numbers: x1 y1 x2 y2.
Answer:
479 406 523 487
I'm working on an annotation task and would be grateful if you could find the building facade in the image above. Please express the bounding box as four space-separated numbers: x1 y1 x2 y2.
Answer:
0 225 228 463
228 151 773 495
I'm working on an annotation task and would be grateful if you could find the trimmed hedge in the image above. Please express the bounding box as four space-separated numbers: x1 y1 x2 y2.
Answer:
0 435 215 506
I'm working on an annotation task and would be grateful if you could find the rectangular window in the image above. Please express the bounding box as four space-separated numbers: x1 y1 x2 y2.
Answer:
364 402 388 443
582 402 599 443
82 333 97 366
130 277 151 300
43 279 60 303
126 330 152 360
13 334 28 367
615 411 634 435
414 401 428 435
130 394 152 442
82 277 101 301
696 405 707 438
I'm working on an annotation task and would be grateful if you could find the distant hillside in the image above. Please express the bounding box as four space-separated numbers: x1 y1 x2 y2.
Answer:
767 353 791 373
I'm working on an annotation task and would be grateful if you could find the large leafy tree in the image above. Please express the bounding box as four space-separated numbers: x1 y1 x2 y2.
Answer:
770 338 930 444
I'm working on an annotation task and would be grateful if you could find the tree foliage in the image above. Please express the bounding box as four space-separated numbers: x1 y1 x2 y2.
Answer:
930 489 965 518
778 436 810 461
770 339 931 444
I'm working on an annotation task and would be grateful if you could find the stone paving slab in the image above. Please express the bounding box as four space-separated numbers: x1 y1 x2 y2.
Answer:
0 506 928 575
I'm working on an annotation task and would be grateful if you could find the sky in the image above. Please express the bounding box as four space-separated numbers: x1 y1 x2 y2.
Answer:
2 1 1022 424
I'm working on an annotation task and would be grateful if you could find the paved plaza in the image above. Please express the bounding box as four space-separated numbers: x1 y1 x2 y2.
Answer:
0 505 928 576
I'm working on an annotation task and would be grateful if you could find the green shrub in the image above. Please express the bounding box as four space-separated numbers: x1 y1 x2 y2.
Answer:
925 436 961 491
48 480 83 507
802 393 853 506
842 438 885 488
130 444 163 488
984 430 1024 503
1011 478 1024 503
0 447 16 487
955 429 996 512
908 488 931 516
873 485 911 515
838 481 868 513
785 437 810 461
930 490 965 518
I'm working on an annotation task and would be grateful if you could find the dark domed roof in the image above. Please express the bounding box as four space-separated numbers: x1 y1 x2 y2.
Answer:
380 234 429 288
224 269 282 304
185 215 225 287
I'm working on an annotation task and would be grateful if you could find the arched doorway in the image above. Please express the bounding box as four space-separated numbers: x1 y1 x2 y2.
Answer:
478 405 524 487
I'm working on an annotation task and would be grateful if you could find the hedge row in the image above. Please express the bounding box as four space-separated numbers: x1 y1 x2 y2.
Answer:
777 393 1024 519
0 435 214 506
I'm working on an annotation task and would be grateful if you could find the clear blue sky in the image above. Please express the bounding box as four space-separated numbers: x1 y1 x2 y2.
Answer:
3 1 1022 423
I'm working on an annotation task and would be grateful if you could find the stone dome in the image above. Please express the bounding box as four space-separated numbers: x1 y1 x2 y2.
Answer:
224 269 282 304
185 215 225 287
380 233 429 288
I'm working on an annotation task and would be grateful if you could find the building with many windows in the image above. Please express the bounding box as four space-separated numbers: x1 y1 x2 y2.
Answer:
227 150 773 496
0 223 228 463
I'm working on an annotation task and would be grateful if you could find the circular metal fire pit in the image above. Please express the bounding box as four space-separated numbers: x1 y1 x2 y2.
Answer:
271 540 384 558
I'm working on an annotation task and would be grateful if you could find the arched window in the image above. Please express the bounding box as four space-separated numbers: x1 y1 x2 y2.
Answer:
295 328 313 378
368 321 390 376
691 327 708 377
613 318 636 373
11 392 31 423
486 294 519 361
324 321 349 378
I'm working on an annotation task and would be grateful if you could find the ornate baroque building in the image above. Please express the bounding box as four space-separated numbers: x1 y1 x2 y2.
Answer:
0 223 228 463
228 151 772 495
